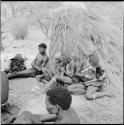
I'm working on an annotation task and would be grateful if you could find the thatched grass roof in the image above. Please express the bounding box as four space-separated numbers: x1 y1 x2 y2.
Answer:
48 2 123 89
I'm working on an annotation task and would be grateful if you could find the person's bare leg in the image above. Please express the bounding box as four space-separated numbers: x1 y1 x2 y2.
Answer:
40 79 48 84
55 75 72 85
86 86 114 100
7 69 37 79
67 84 86 94
92 91 115 99
73 88 86 95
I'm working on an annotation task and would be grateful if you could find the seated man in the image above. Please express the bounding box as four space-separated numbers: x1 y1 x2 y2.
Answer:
53 55 82 85
84 52 114 100
67 59 88 95
36 52 64 84
7 43 49 79
12 86 80 124
12 111 57 124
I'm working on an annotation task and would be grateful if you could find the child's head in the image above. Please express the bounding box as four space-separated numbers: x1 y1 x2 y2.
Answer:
38 43 47 54
54 52 62 64
88 52 99 67
45 86 72 114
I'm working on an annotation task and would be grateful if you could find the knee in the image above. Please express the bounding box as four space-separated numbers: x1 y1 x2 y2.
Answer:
85 93 93 100
54 75 59 79
81 84 86 90
36 75 41 82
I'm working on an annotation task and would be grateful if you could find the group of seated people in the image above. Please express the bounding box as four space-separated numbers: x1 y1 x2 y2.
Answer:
4 43 114 100
1 42 115 124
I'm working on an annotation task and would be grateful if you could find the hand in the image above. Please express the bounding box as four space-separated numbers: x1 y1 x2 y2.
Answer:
42 67 47 73
12 71 18 74
61 67 65 73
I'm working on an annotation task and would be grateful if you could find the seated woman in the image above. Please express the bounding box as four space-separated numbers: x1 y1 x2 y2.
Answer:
41 54 80 92
67 59 89 95
53 55 77 85
84 52 114 100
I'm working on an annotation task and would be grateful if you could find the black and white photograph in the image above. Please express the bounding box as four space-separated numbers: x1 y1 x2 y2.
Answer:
1 1 123 124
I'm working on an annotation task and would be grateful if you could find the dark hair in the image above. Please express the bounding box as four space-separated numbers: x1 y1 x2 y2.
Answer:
46 86 72 110
38 43 47 49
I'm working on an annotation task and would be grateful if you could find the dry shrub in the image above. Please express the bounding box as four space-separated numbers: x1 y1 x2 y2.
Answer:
10 17 29 40
48 2 123 89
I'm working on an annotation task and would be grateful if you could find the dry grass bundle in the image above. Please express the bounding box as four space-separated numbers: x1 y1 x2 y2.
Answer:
10 17 29 40
47 2 123 90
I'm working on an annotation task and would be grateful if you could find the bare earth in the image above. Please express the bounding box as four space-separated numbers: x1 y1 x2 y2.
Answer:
1 2 123 124
6 78 123 124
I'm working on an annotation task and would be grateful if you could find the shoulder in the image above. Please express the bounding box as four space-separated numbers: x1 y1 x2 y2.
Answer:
43 53 49 58
36 54 40 58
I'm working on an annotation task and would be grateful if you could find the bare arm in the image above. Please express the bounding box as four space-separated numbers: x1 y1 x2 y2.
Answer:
64 63 75 78
31 55 39 70
75 67 94 77
85 79 102 87
13 111 56 124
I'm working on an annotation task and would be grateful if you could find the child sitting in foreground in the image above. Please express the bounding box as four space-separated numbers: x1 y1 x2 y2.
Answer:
12 87 80 124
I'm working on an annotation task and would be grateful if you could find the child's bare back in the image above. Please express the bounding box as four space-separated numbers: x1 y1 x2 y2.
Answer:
55 107 80 124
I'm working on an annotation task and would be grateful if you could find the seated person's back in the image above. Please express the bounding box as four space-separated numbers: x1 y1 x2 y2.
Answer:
46 86 80 124
12 86 80 124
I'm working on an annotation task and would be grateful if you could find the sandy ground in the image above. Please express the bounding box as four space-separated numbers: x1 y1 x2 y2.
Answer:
1 2 123 124
1 77 122 124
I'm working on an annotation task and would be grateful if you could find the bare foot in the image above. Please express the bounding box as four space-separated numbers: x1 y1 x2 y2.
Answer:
106 91 116 98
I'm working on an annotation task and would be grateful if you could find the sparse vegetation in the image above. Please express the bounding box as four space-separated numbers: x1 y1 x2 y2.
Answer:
10 18 28 40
